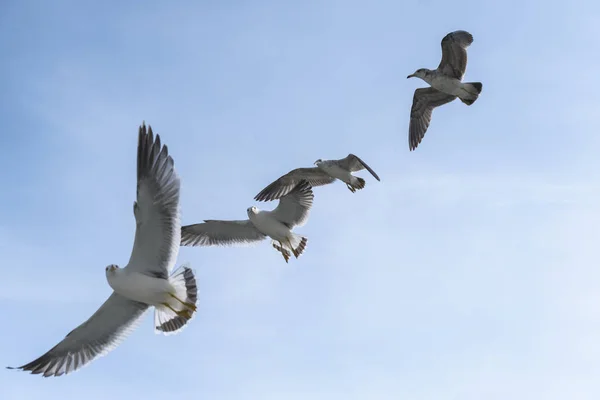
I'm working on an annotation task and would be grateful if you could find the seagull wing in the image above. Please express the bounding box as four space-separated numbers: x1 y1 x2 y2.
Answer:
334 154 381 181
8 293 148 377
254 168 335 202
181 220 266 247
126 124 181 279
270 180 314 228
409 88 457 151
437 30 474 80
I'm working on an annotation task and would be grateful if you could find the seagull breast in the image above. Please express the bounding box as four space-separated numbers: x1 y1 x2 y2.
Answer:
429 74 465 97
107 269 172 306
248 211 291 241
318 162 351 183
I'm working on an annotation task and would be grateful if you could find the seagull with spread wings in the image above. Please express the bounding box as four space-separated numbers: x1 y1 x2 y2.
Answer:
182 180 314 263
407 30 483 151
254 154 380 202
8 123 198 377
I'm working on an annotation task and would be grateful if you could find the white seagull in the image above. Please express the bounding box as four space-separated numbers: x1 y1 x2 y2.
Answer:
407 30 483 151
181 180 314 263
8 123 198 377
254 154 380 202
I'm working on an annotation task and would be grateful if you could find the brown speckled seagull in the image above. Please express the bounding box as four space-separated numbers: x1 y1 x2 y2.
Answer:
407 30 483 151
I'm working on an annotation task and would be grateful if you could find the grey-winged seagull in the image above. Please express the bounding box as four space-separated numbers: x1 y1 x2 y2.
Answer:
407 30 483 150
254 154 380 202
181 180 314 263
8 123 198 377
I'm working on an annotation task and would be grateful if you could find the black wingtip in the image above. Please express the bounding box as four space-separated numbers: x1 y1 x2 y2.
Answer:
254 194 272 202
254 188 278 202
409 138 419 151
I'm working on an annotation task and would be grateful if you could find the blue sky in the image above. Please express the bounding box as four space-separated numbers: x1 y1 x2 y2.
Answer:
1 0 600 399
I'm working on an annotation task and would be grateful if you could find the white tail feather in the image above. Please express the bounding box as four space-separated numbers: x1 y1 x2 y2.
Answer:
154 264 198 335
288 233 308 258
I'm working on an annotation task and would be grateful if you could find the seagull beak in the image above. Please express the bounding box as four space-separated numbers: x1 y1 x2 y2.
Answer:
407 74 414 79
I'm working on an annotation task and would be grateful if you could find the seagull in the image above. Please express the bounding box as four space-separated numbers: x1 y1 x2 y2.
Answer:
181 180 314 263
407 30 483 151
254 154 380 202
8 123 198 377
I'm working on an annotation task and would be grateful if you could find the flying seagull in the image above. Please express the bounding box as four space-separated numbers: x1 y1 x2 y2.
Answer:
254 154 380 202
8 123 198 377
182 180 314 263
407 30 483 151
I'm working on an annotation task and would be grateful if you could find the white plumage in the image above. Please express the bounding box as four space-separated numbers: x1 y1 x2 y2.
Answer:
9 123 198 377
182 180 314 263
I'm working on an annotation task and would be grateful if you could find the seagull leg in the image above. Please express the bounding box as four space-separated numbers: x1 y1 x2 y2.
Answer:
161 302 194 319
272 241 290 263
169 292 197 312
346 183 356 193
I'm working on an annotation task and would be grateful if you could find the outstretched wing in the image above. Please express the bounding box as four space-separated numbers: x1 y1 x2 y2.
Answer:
408 88 457 151
270 180 314 228
437 30 474 80
8 293 148 377
127 123 181 279
334 154 381 181
254 167 335 202
181 220 266 247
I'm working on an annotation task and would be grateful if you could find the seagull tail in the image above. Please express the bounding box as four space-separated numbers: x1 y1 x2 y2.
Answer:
288 233 308 259
459 82 483 105
154 264 198 336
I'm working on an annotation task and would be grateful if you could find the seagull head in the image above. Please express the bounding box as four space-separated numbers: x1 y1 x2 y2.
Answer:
407 68 429 80
313 159 323 166
246 206 259 217
104 264 120 275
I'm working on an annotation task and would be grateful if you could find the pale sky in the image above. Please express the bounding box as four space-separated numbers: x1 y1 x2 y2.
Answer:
1 1 600 399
